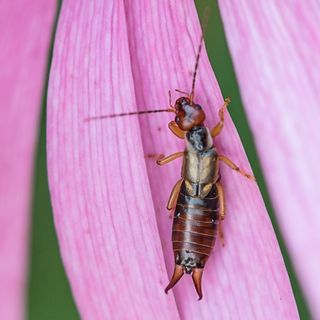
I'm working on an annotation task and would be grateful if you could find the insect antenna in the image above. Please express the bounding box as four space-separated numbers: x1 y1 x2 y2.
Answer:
84 108 175 122
189 35 204 104
190 7 211 104
168 90 173 108
175 89 190 96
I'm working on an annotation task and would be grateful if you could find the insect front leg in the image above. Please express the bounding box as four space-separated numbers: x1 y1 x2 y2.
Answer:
157 151 184 165
167 90 185 140
168 121 185 139
211 97 231 138
218 155 256 181
216 182 226 247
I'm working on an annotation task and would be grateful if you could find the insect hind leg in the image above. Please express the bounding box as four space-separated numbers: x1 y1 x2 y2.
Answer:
216 182 226 247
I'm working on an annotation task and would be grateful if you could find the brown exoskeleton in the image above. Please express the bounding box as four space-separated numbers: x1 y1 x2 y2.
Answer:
157 92 255 299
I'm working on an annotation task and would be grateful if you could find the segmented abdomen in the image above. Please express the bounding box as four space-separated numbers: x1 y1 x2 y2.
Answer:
172 182 219 273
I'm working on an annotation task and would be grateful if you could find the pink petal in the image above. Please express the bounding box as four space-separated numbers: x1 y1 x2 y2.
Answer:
48 0 298 319
0 1 55 319
47 1 179 319
218 1 320 317
125 1 298 319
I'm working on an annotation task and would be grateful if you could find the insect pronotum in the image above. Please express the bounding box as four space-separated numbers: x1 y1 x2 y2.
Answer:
86 24 255 301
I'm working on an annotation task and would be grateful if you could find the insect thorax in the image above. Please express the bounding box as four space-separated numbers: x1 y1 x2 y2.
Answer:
186 125 211 152
183 126 218 198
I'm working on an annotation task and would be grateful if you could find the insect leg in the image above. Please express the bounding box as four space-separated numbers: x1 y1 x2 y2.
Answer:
218 155 256 181
157 151 184 166
211 97 231 138
166 179 184 211
168 121 185 139
216 182 226 247
145 153 164 159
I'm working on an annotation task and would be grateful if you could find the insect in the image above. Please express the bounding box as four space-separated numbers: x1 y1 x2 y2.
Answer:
86 33 255 301
154 38 255 300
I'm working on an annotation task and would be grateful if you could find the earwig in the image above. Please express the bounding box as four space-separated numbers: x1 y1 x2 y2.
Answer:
86 26 255 301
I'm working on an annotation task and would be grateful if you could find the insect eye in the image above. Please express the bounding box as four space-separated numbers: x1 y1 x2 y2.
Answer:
175 116 180 123
194 104 202 110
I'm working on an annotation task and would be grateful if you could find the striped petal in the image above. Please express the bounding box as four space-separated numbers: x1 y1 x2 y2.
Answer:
48 0 298 319
47 1 179 319
218 0 320 317
0 1 55 319
125 1 298 319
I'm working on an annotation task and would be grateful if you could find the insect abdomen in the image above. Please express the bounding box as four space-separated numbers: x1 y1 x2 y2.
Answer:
173 182 219 271
165 182 219 299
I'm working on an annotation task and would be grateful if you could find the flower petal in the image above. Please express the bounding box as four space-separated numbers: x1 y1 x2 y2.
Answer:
47 1 179 319
124 1 298 318
0 1 55 319
218 1 320 317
